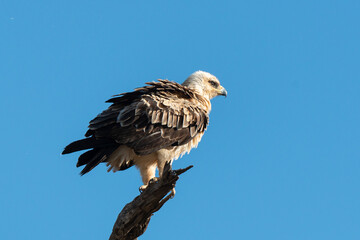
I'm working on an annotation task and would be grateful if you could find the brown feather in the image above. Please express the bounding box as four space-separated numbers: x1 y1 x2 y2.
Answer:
161 111 168 125
76 79 210 164
167 113 173 128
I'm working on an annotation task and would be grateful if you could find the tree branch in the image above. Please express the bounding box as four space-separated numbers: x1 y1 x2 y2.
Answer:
109 162 193 240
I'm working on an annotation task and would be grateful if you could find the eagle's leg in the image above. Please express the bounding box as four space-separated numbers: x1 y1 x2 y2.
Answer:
157 159 173 178
138 162 157 192
157 159 176 198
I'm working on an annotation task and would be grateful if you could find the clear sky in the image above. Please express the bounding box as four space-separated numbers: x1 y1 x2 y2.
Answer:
1 1 359 239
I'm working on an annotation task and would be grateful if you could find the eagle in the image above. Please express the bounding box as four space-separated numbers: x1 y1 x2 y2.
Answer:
62 71 227 192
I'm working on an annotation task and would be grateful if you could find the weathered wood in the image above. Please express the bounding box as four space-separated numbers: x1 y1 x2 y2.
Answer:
109 162 193 240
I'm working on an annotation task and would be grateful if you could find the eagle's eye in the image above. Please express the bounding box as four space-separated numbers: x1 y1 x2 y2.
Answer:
209 80 219 88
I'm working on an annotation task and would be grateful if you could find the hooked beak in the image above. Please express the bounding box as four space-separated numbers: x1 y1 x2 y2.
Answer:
219 87 227 97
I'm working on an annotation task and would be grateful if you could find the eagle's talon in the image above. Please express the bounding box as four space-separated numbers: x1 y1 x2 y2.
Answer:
139 184 148 193
170 188 176 199
148 177 159 184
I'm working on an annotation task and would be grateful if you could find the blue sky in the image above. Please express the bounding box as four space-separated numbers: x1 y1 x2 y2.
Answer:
1 1 359 239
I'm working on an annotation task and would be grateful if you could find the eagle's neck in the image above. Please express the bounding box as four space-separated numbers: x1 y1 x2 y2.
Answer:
182 82 212 113
182 79 203 94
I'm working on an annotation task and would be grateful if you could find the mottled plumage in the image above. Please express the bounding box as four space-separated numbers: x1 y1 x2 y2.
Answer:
62 71 226 190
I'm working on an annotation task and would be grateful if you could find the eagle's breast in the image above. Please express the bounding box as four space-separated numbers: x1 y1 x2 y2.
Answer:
157 132 205 161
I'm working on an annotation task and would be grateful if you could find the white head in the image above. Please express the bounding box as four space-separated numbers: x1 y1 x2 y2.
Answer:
182 71 227 99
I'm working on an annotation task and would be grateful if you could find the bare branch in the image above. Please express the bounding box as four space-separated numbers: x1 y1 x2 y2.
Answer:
109 162 193 240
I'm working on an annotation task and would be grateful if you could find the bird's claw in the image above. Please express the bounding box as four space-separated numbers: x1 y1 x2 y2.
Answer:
148 177 159 184
139 184 147 193
170 188 176 199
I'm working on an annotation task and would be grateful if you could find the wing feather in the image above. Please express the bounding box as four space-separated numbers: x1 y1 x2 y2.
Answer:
86 79 209 156
167 112 174 128
161 111 168 125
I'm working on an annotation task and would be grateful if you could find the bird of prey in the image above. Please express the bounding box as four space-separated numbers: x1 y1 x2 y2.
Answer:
62 71 227 192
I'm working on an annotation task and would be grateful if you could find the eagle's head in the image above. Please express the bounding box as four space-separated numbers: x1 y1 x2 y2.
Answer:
182 71 227 100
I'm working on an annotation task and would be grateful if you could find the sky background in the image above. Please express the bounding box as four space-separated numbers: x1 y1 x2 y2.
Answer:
1 1 359 239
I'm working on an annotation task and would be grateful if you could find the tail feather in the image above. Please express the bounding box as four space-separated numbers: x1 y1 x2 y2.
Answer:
63 137 135 175
77 149 98 167
79 151 105 175
62 137 114 154
79 147 117 175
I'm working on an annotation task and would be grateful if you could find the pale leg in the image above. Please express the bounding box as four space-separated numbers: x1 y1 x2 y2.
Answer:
157 159 173 178
138 163 157 191
157 159 176 197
